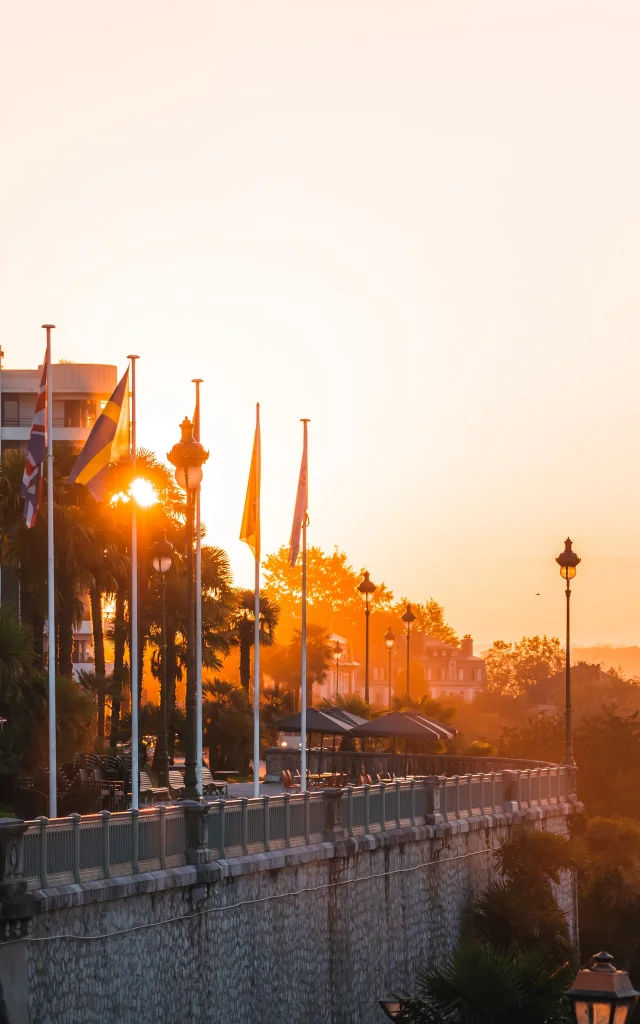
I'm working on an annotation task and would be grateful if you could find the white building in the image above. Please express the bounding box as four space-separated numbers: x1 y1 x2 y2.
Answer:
0 358 118 676
314 634 361 703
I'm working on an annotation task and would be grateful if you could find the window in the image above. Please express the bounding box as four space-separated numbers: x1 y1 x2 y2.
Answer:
2 397 18 426
426 668 432 681
373 667 378 681
458 669 464 681
64 400 96 428
439 668 445 681
475 668 483 682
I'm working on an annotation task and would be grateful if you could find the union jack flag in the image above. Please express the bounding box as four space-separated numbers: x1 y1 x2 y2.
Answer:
20 351 48 528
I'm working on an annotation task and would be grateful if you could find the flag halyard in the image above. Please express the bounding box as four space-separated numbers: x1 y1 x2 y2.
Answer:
21 352 48 528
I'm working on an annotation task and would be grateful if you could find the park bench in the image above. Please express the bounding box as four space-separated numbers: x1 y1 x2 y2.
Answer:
201 766 225 795
168 770 185 798
139 771 169 805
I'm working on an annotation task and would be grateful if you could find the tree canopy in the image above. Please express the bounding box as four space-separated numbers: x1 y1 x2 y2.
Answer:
484 635 563 697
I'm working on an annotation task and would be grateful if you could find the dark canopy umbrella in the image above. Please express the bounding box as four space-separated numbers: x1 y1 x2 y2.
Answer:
273 708 358 735
350 711 456 740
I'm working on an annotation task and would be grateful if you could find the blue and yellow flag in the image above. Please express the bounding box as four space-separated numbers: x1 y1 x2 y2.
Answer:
68 368 130 501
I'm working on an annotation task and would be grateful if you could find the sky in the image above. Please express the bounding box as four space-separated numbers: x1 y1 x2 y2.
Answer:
2 1 640 647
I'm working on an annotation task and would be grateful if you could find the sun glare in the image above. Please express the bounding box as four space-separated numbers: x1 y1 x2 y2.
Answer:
130 478 158 507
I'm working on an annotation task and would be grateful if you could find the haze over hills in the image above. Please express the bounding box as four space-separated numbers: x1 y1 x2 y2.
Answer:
571 645 640 678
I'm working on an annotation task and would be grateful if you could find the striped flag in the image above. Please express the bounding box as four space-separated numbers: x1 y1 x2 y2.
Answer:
20 352 48 528
67 368 129 501
289 422 308 566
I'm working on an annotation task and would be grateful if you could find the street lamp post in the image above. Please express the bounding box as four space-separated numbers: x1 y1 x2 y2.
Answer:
151 535 173 789
358 571 377 703
384 627 396 708
556 537 580 767
167 418 209 800
565 951 639 1023
333 641 343 696
401 603 416 698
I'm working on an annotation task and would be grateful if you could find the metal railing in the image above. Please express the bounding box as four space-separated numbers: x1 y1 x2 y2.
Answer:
22 767 576 891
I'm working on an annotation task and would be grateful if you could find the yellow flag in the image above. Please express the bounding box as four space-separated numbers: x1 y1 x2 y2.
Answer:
240 404 261 559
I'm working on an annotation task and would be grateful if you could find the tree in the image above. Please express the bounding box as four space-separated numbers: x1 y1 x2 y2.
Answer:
393 598 459 647
0 606 35 688
202 680 252 772
578 816 640 976
392 693 455 723
485 636 564 698
265 624 331 707
395 942 573 1024
226 590 279 692
470 826 579 968
498 714 564 764
262 545 393 639
320 693 376 720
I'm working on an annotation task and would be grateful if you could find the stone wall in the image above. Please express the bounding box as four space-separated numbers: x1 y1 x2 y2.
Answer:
0 803 577 1024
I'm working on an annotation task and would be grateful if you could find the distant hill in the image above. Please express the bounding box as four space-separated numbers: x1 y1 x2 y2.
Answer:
572 645 640 678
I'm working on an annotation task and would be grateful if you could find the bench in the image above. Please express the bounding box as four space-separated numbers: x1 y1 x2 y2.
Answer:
168 770 185 798
202 766 226 795
139 771 169 805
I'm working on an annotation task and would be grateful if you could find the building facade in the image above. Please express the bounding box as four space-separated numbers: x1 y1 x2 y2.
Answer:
313 633 361 703
368 632 487 705
0 358 118 677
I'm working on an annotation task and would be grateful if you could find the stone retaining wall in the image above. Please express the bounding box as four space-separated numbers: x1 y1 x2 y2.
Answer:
0 803 577 1024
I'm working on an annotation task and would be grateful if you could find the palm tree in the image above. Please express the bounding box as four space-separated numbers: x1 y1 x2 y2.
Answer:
320 693 375 720
395 941 573 1023
392 693 455 723
470 826 580 967
227 590 279 692
0 607 35 691
202 679 252 772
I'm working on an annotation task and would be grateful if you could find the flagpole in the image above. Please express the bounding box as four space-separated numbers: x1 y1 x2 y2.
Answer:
193 379 203 796
300 419 309 794
253 403 261 799
128 354 139 811
43 325 56 817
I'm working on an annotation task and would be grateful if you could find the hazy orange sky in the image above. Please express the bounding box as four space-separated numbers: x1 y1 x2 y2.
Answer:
2 2 640 646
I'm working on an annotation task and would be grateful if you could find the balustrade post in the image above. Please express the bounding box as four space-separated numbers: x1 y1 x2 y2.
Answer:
100 810 111 878
158 805 166 870
490 773 496 814
37 816 48 889
454 776 461 818
183 800 211 865
364 784 371 835
410 779 416 826
395 780 402 829
241 798 249 856
0 818 42 919
480 774 485 815
347 786 354 837
218 798 226 858
70 813 81 883
304 791 310 845
425 776 444 825
263 795 270 852
131 807 139 874
380 784 386 832
466 775 473 817
502 770 519 812
322 788 345 843
284 793 291 848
